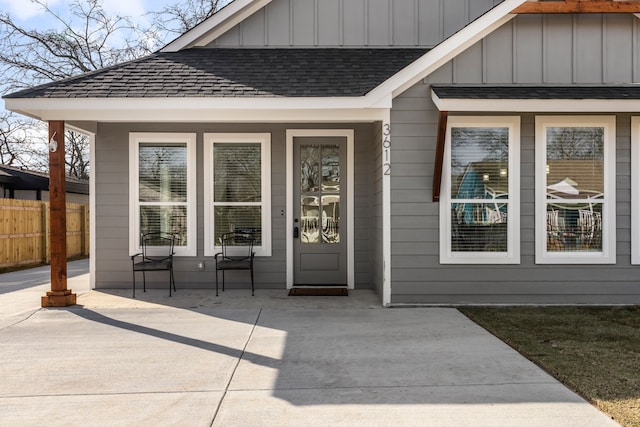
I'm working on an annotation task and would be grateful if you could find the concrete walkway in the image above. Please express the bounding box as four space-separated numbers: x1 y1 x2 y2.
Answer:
0 261 619 426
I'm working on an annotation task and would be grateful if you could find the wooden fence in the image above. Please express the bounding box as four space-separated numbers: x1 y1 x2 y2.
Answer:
0 199 89 268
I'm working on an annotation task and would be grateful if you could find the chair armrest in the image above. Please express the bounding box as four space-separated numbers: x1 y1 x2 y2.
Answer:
214 252 223 260
131 252 143 261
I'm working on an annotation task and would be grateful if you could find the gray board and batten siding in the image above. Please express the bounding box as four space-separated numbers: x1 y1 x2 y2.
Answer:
94 122 378 291
211 0 502 48
389 13 640 304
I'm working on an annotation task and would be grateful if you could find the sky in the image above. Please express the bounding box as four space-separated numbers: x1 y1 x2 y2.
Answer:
0 0 182 28
0 0 170 20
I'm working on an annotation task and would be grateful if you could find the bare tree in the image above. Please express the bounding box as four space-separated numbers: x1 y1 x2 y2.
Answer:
0 111 47 169
151 0 228 36
0 0 224 178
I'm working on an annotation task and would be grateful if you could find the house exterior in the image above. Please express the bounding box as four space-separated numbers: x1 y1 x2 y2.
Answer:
5 0 640 305
0 165 89 204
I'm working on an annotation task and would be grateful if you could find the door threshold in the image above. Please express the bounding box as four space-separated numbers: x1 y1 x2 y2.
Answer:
288 287 349 296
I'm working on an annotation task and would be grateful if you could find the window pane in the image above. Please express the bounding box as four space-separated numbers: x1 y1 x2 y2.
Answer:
139 144 187 203
322 195 340 244
322 145 340 192
546 203 602 252
450 127 509 199
546 127 604 198
140 206 187 246
301 196 320 244
451 203 508 252
214 143 261 203
301 145 320 193
214 206 262 246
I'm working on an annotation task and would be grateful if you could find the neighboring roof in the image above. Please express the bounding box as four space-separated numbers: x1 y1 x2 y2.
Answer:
5 48 428 99
0 165 89 194
431 85 640 100
0 169 13 184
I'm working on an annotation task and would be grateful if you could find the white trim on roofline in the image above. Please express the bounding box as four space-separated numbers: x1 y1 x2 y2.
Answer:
5 0 528 122
161 0 273 52
431 91 640 113
364 0 527 105
5 98 390 122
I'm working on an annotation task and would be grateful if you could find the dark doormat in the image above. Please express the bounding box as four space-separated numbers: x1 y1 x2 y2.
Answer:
288 288 349 296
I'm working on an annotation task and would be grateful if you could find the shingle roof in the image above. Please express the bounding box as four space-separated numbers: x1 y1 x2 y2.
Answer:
5 48 429 99
431 85 640 100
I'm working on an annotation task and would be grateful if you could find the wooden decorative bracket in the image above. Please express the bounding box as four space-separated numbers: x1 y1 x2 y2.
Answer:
513 0 640 14
432 111 448 203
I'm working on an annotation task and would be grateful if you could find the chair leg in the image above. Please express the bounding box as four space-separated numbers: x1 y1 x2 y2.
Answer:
250 267 254 296
171 269 176 292
215 268 219 297
169 269 172 297
222 270 225 292
142 271 146 293
132 270 136 299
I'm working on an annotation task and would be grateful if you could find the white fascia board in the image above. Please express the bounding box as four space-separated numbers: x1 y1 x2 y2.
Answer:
161 0 272 52
5 97 388 122
432 92 640 113
365 0 527 106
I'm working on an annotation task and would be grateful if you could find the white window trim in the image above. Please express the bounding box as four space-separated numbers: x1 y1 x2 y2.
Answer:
203 133 272 257
440 116 521 264
535 116 616 264
632 117 640 264
129 132 197 257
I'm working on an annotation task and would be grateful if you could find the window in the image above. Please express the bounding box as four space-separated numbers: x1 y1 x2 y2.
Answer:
204 133 271 256
129 133 197 256
440 117 520 264
535 116 616 264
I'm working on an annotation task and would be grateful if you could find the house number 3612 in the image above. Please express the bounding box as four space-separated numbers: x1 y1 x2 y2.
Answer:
383 123 391 176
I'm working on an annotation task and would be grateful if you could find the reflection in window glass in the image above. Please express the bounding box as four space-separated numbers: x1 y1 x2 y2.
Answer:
546 127 604 197
545 127 604 253
214 206 262 246
138 143 188 245
214 143 261 203
213 142 263 244
300 144 341 245
139 144 187 203
301 145 320 193
322 145 340 192
322 195 340 243
301 196 320 244
450 127 509 252
140 206 187 246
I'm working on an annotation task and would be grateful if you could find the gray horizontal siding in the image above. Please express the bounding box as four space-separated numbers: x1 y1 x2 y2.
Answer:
389 91 639 303
211 0 500 48
385 13 640 304
95 122 375 291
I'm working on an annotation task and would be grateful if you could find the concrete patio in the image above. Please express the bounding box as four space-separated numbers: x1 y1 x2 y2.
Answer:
0 260 619 426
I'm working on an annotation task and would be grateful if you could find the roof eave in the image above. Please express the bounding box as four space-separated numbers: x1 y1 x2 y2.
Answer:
4 96 392 122
431 90 640 113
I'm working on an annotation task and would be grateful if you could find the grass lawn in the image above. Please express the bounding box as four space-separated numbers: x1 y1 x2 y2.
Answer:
460 306 640 427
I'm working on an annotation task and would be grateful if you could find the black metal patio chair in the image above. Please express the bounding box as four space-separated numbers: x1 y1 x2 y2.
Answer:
131 232 176 298
214 231 255 296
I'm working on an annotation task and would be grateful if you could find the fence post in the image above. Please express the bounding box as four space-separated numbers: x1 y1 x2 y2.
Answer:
42 202 50 264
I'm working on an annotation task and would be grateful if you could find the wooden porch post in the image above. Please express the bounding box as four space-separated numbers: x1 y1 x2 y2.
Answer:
42 121 76 307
